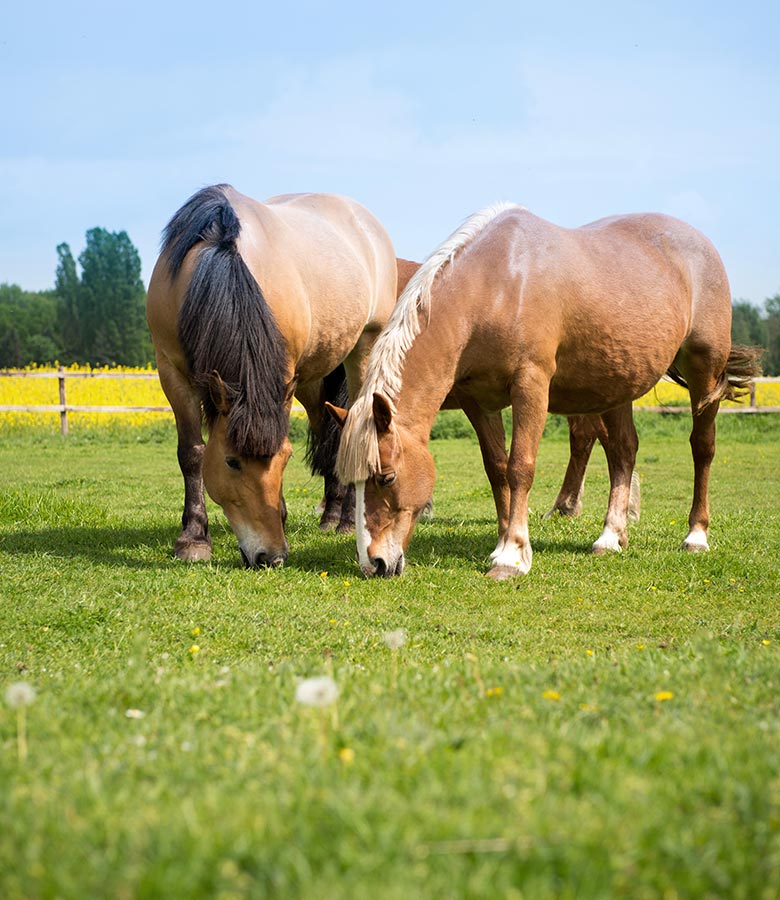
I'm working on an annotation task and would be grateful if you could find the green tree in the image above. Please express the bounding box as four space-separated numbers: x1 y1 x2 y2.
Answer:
0 284 63 367
56 243 82 359
731 300 768 348
54 229 152 365
764 293 780 376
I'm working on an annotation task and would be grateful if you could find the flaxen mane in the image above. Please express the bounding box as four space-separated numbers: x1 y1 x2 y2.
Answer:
164 185 289 458
337 202 521 483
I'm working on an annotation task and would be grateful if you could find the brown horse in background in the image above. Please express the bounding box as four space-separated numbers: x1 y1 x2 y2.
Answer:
332 204 760 579
147 185 397 567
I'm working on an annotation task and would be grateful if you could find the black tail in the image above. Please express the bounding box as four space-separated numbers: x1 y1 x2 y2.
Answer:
164 185 289 457
305 365 349 478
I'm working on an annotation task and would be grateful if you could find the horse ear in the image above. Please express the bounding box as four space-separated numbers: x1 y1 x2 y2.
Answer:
325 402 349 429
372 393 394 435
208 371 231 415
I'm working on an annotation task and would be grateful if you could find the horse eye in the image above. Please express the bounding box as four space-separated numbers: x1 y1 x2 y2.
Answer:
377 471 396 487
225 456 242 471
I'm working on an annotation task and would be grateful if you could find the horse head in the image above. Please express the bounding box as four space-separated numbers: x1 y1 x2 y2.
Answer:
328 393 434 577
201 373 291 568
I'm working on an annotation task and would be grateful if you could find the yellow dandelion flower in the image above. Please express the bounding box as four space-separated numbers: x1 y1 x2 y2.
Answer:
586 649 594 657
542 690 560 701
485 687 503 698
342 581 351 587
338 747 355 765
655 690 674 702
320 571 328 579
579 703 598 713
191 626 201 636
636 643 645 650
189 644 201 655
762 640 771 646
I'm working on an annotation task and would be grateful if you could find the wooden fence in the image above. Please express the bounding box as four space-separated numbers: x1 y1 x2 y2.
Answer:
1 368 778 435
0 367 309 434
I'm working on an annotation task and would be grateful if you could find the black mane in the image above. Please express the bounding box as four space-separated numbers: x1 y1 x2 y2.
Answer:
164 185 289 458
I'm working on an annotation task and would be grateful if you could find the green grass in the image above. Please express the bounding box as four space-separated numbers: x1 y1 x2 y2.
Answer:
1 413 779 899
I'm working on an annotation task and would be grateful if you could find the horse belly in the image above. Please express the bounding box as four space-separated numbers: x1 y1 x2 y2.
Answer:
548 355 670 415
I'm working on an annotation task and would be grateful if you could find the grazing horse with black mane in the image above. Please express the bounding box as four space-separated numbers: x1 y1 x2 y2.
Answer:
330 204 761 579
146 185 397 567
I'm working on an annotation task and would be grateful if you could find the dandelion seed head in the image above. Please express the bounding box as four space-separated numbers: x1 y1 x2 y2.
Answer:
125 708 145 719
295 676 339 708
384 629 407 651
5 681 36 709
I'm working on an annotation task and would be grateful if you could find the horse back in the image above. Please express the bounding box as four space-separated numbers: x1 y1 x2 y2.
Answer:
438 209 732 415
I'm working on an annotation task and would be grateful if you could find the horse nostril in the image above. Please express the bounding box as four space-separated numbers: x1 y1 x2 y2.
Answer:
370 556 388 578
255 551 287 568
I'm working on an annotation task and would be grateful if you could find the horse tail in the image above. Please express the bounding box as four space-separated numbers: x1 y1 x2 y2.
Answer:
705 344 764 406
305 365 349 478
163 185 289 457
669 345 764 414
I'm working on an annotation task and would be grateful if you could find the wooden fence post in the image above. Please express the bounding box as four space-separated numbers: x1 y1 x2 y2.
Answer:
58 366 68 435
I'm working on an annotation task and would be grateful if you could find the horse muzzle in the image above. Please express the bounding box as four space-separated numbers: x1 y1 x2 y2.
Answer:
363 553 405 578
240 547 288 569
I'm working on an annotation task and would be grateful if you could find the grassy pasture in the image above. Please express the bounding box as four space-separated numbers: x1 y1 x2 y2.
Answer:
1 412 779 899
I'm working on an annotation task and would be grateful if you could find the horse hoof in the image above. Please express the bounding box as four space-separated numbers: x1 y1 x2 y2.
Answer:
335 521 355 535
681 538 710 553
486 564 524 581
318 516 340 532
175 541 212 562
544 504 581 520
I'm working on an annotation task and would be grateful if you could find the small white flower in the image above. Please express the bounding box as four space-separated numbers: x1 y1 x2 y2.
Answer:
295 676 339 708
124 708 145 719
384 629 407 651
5 682 36 709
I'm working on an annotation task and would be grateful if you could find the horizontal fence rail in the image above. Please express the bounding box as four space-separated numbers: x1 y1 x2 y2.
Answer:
1 369 779 435
0 367 309 434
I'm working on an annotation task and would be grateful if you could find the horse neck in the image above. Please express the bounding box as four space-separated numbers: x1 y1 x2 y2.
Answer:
393 317 465 440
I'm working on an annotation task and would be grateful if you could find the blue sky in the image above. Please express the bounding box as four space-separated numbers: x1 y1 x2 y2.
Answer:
2 0 778 303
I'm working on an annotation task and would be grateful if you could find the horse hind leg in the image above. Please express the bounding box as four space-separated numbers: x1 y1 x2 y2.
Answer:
674 347 732 552
544 415 602 519
591 403 638 555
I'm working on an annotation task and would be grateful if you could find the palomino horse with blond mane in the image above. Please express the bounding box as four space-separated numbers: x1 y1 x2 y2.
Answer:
330 205 760 579
147 185 399 567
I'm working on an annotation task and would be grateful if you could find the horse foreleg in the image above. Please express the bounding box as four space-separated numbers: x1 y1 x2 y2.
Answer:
487 372 549 579
591 403 638 554
458 395 510 534
157 357 212 561
297 378 354 533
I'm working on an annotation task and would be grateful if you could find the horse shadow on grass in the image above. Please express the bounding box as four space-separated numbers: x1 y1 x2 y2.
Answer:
0 524 223 572
2 514 597 576
289 514 596 577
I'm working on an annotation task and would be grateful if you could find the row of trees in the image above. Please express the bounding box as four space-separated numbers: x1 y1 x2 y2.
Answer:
1 230 780 373
0 228 153 368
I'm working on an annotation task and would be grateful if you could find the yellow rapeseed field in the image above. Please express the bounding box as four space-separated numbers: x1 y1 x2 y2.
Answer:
1 365 778 431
